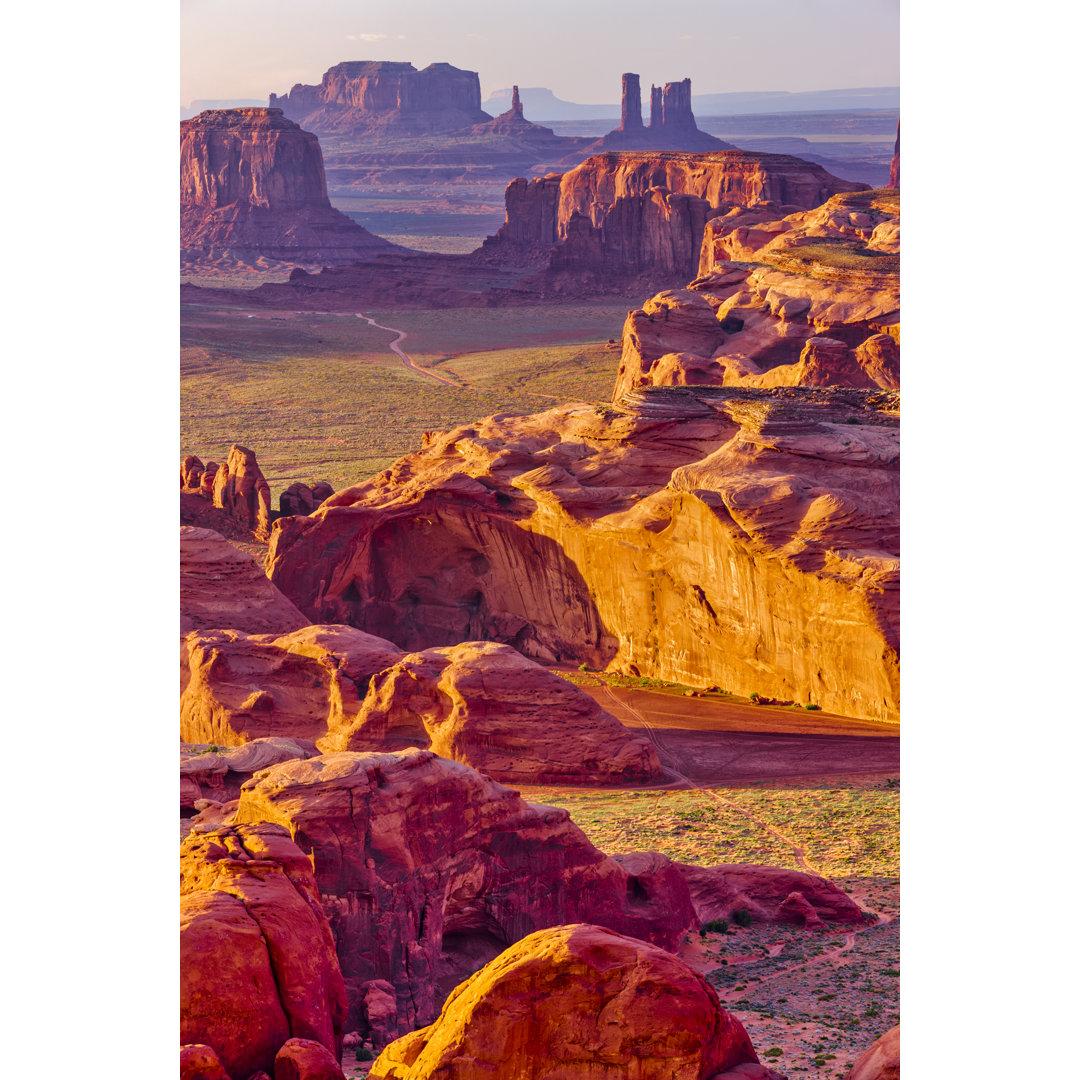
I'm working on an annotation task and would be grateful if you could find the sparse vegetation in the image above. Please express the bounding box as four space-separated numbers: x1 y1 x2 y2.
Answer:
733 908 753 928
702 918 730 935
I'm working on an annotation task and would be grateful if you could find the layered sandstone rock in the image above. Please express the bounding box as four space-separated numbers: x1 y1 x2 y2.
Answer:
181 108 398 269
180 822 348 1079
180 626 661 783
676 863 866 927
270 62 490 136
274 1038 347 1080
489 151 868 283
846 1026 900 1080
888 123 900 189
179 527 309 635
280 480 336 517
211 445 273 539
369 924 764 1080
180 736 318 812
233 750 698 1039
266 386 899 722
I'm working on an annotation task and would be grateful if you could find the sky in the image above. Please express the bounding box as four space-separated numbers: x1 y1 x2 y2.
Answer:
180 0 899 106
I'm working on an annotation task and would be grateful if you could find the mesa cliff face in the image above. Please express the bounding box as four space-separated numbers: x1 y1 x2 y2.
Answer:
489 151 870 282
266 386 899 722
180 108 398 270
270 61 490 136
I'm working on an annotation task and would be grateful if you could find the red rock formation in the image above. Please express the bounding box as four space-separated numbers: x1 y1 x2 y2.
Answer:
675 863 866 927
233 750 698 1040
180 822 348 1079
180 108 397 270
180 1045 233 1080
368 924 764 1080
266 386 899 722
180 527 310 635
846 1026 900 1080
211 445 273 539
274 1038 347 1080
280 480 336 517
888 122 900 189
180 626 660 784
270 62 490 136
620 73 644 132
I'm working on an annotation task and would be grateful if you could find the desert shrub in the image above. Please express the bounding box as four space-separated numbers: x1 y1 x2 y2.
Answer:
805 703 821 711
356 1047 374 1062
702 917 729 934
732 908 752 927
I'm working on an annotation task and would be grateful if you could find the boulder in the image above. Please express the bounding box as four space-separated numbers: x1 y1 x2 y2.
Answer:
211 445 273 540
233 750 698 1040
180 822 348 1079
180 527 309 636
180 736 318 811
846 1026 900 1080
274 1038 347 1080
180 1044 233 1080
368 924 761 1079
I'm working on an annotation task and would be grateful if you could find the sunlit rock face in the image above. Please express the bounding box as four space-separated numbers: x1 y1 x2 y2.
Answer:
267 385 899 723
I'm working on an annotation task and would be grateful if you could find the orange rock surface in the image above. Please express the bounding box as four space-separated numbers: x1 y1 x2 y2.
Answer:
846 1026 900 1080
181 107 398 271
180 822 348 1079
267 386 899 722
180 527 310 636
180 626 657 782
369 924 763 1080
233 750 697 1040
210 445 274 540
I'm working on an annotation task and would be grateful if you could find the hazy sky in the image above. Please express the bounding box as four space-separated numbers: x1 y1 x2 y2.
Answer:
180 0 899 106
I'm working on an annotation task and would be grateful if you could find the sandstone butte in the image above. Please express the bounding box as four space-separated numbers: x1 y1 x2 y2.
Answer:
180 526 309 636
486 149 869 284
266 385 899 722
181 625 661 784
180 821 348 1079
180 107 399 270
846 1026 900 1080
368 924 774 1080
228 749 863 1046
270 61 491 137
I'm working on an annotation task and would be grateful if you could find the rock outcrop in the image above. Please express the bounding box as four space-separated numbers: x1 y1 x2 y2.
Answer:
181 108 398 270
846 1026 900 1080
888 122 899 189
369 924 765 1080
676 863 866 927
180 822 348 1079
179 527 310 635
180 626 661 784
274 1038 347 1080
180 737 318 814
266 386 899 722
180 1045 233 1080
270 62 490 136
488 151 869 284
233 750 698 1040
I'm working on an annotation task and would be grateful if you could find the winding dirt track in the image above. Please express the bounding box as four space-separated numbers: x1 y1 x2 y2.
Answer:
354 313 460 387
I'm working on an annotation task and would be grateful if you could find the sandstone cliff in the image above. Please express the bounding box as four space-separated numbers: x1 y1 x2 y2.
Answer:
233 750 699 1040
180 108 399 271
270 62 490 136
266 386 899 722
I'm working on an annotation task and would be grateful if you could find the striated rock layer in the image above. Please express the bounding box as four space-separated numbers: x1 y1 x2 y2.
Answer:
488 150 868 283
181 108 398 269
180 821 348 1079
369 924 765 1080
266 386 899 722
270 62 490 136
179 625 660 783
233 750 698 1040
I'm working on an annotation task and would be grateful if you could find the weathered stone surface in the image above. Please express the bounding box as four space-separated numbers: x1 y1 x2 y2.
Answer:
180 1044 233 1080
271 62 490 136
274 1038 347 1080
180 822 348 1079
180 527 310 636
233 751 698 1040
211 445 274 540
280 481 336 518
181 108 397 270
267 386 899 722
180 736 318 811
369 924 762 1080
675 863 865 926
888 122 900 189
846 1026 900 1080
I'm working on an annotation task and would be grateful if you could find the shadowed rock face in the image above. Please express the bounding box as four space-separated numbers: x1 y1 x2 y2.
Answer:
233 750 698 1040
270 61 490 136
180 108 398 268
369 924 766 1080
888 122 900 189
180 822 348 1079
266 386 899 722
489 151 869 282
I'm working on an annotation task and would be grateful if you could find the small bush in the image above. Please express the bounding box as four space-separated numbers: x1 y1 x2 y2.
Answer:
845 416 861 425
355 1046 374 1062
762 1047 784 1058
732 908 752 927
805 703 821 711
749 692 761 703
702 917 729 935
578 662 591 672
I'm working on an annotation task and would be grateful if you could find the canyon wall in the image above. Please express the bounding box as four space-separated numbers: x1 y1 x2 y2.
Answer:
265 386 899 723
180 108 398 269
270 61 490 136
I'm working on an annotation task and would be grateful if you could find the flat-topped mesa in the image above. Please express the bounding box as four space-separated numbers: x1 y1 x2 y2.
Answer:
269 61 491 136
266 386 899 723
652 77 696 133
489 150 870 282
180 108 398 269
